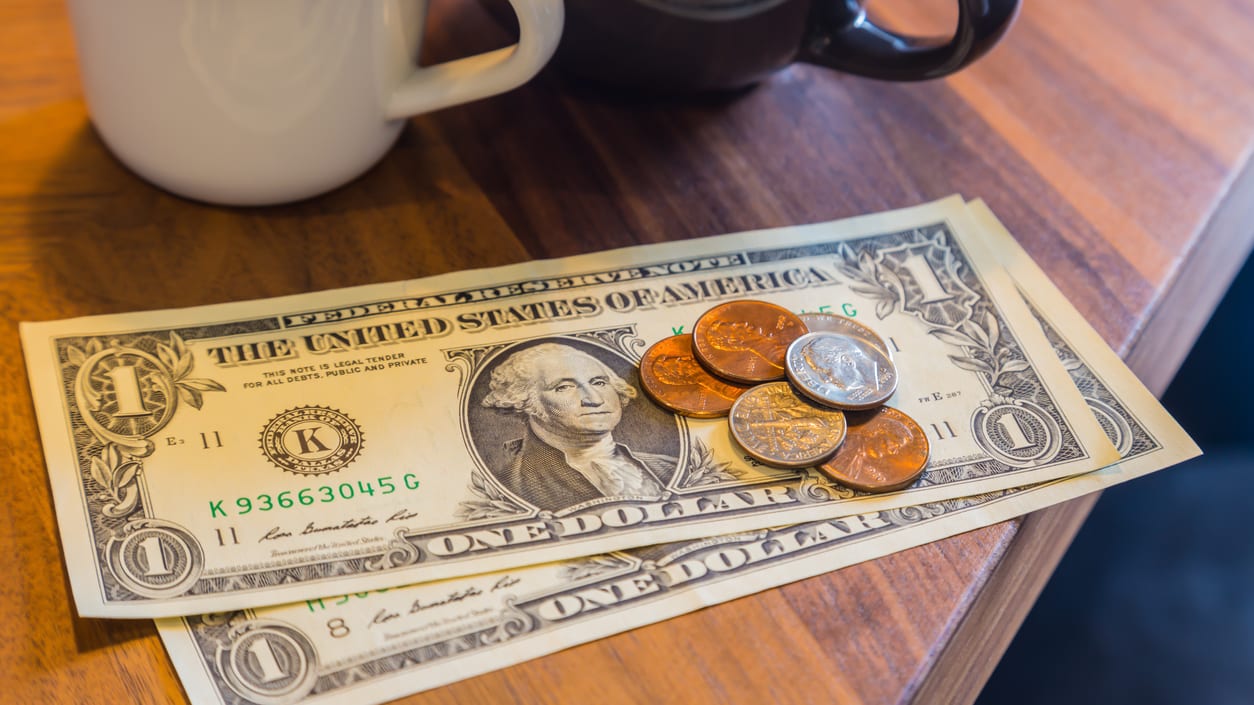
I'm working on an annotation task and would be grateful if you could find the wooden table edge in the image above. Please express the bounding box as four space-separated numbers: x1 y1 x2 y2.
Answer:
906 148 1254 705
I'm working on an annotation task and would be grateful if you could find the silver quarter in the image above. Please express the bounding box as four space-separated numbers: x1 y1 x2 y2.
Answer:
728 382 846 468
798 313 893 360
785 332 898 410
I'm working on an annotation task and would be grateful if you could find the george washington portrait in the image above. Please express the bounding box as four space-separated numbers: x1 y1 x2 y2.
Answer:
470 339 681 512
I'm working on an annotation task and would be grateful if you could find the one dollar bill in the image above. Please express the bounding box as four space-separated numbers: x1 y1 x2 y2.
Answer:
156 200 1198 705
22 196 1118 617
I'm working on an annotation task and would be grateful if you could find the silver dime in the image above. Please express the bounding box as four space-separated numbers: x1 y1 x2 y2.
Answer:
785 332 898 410
728 382 846 468
798 313 893 360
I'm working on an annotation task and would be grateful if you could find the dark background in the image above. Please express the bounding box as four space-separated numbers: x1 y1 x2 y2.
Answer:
978 252 1254 704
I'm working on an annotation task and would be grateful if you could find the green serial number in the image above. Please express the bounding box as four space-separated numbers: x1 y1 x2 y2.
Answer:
209 474 419 518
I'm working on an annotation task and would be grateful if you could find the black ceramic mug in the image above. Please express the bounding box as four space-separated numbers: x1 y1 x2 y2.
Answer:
552 0 1021 92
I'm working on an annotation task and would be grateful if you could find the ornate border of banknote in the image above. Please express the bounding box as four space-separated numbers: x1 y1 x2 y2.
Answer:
22 197 1122 617
156 195 1193 697
151 200 1197 705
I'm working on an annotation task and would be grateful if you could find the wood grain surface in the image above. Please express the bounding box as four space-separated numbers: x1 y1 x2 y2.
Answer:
2 1 1251 704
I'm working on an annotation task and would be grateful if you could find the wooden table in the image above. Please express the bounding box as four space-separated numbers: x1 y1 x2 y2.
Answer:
3 1 1252 703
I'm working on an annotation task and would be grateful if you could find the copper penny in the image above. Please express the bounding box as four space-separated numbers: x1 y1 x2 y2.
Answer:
798 312 893 360
728 382 847 468
817 406 929 492
639 334 752 417
692 300 807 384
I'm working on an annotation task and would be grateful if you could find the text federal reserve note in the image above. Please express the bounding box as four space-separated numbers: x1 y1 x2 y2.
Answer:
157 200 1196 704
22 197 1118 617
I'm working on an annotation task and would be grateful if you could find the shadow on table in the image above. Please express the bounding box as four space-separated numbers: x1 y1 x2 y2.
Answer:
977 251 1254 705
16 116 523 318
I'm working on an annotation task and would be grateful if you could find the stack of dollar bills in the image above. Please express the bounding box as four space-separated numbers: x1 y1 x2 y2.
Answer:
20 197 1198 705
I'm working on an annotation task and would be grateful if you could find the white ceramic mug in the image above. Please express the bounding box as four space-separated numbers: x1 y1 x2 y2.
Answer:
65 0 564 206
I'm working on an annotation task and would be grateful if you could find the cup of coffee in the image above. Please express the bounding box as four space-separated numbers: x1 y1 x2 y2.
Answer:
552 0 1020 92
65 0 564 206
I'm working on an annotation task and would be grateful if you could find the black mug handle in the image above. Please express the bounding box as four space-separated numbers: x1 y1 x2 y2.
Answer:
799 0 1021 81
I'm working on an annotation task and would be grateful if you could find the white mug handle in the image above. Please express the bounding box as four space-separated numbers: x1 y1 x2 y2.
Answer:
385 0 564 120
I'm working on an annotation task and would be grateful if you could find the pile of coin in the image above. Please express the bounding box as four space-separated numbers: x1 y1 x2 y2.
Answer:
639 300 930 494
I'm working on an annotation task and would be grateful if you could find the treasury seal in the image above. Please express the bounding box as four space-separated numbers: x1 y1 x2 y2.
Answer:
260 406 364 475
